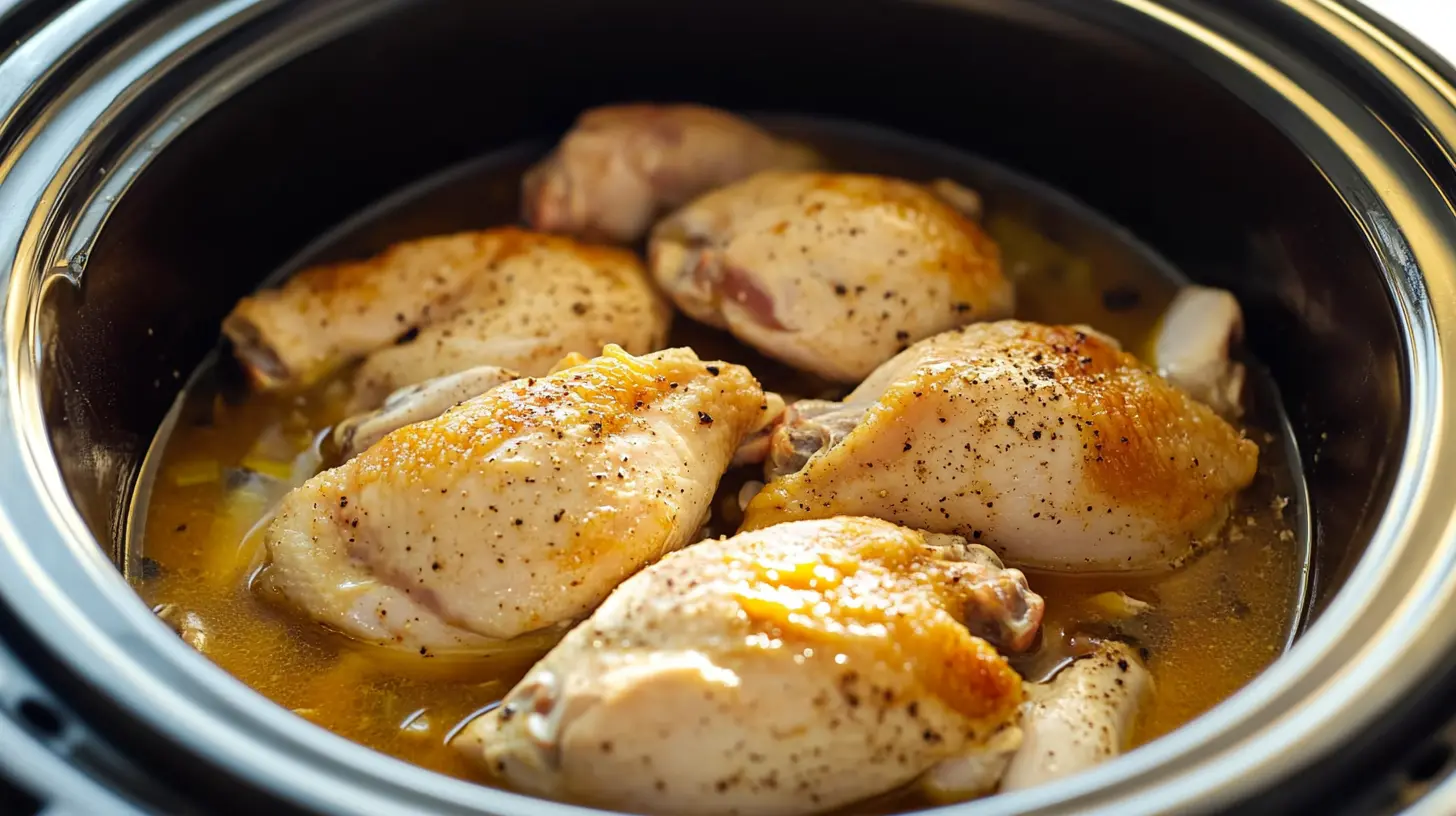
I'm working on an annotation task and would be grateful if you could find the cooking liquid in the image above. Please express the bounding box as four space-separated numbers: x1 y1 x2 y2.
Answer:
132 120 1306 809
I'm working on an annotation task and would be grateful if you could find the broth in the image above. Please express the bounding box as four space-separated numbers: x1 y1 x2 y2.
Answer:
130 118 1306 808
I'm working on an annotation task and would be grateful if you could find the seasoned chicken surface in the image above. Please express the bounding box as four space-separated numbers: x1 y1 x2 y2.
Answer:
257 346 772 654
649 172 1012 382
327 364 520 463
1000 642 1151 791
458 517 1044 816
743 322 1259 570
524 104 819 243
221 228 670 399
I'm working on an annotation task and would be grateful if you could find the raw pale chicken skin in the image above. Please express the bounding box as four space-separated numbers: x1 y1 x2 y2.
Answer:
257 346 772 654
459 517 1044 816
743 322 1259 570
523 104 819 243
221 228 670 399
649 171 1012 382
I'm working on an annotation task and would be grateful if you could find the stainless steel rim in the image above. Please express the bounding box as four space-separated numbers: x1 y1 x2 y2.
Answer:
0 1 1454 813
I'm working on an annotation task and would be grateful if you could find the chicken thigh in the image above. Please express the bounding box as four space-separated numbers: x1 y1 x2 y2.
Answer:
649 172 1012 382
222 228 670 401
256 346 772 654
523 104 819 243
458 516 1044 816
1000 641 1151 790
742 322 1259 570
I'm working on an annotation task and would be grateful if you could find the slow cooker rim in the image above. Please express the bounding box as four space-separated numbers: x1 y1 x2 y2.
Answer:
2 1 1456 814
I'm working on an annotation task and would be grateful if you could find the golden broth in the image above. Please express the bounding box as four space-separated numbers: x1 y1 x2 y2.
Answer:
133 126 1304 808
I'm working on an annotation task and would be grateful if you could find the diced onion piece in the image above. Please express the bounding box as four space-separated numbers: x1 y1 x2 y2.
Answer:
1086 591 1153 620
170 460 221 487
240 455 294 481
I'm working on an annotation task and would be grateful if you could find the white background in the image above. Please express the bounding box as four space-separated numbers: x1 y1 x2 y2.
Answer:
1359 0 1456 64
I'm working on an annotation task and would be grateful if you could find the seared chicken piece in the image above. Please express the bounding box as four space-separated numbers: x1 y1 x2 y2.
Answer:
1001 642 1151 790
222 228 670 397
1153 285 1246 418
332 366 787 469
349 235 671 408
649 172 1012 382
256 346 772 654
327 364 519 463
524 104 819 243
458 517 1044 816
743 322 1259 570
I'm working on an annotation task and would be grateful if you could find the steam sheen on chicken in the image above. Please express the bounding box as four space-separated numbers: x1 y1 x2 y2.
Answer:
649 172 1012 382
257 346 772 654
523 104 820 243
222 228 670 401
743 322 1259 570
458 516 1044 816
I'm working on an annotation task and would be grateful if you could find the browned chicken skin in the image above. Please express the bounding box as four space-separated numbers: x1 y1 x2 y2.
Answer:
649 172 1012 382
326 364 520 463
461 516 1042 816
523 104 820 243
744 321 1259 570
259 346 772 653
222 228 670 400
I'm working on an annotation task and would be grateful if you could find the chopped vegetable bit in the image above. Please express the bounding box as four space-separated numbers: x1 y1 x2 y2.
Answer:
1086 591 1153 620
170 459 221 487
240 455 295 481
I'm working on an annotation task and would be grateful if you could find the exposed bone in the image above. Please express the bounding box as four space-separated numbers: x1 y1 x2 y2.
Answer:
1153 286 1246 418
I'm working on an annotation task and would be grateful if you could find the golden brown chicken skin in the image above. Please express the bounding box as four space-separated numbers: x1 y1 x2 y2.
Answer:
258 346 773 654
744 321 1258 570
222 228 670 401
649 172 1012 382
460 516 1041 816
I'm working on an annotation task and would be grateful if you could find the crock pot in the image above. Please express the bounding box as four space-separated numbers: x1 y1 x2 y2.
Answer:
2 1 1456 814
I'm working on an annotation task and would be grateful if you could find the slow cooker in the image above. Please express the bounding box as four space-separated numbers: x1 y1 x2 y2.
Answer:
3 0 1456 813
